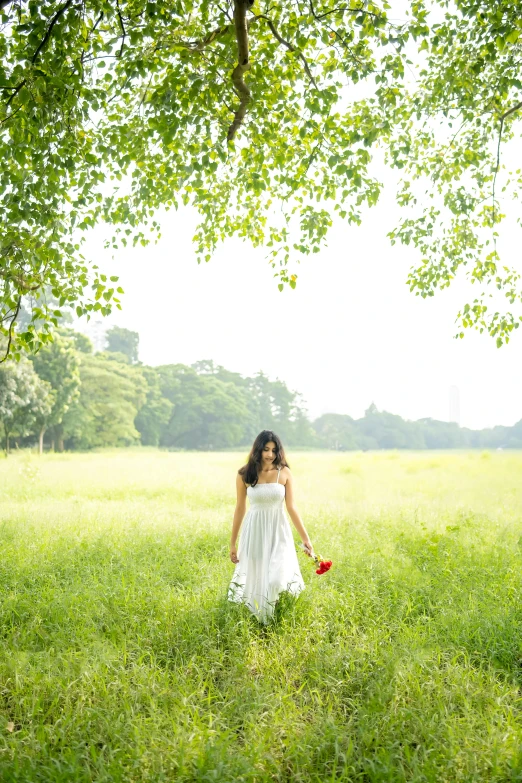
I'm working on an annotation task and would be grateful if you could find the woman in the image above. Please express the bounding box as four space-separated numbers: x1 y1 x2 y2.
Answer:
227 430 313 622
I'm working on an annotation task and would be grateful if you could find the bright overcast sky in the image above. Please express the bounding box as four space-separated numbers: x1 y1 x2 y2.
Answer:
78 162 522 433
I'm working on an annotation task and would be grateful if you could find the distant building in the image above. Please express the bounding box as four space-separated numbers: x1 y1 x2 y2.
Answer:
449 385 460 426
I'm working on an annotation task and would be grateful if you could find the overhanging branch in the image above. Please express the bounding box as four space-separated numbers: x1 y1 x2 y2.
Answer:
227 0 253 142
257 14 318 89
177 22 234 52
492 100 522 224
0 295 21 364
31 0 76 64
5 0 76 108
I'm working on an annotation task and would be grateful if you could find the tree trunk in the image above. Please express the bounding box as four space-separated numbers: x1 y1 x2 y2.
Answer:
50 438 55 452
55 424 64 453
39 428 45 455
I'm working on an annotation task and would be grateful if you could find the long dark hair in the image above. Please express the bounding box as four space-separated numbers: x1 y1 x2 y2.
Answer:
239 430 289 486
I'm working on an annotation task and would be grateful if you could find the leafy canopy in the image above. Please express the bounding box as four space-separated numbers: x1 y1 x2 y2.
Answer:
1 0 522 354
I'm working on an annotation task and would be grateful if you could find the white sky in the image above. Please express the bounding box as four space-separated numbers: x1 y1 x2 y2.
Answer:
79 171 522 432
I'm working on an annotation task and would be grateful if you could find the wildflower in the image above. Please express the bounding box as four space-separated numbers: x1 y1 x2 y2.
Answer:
299 543 332 576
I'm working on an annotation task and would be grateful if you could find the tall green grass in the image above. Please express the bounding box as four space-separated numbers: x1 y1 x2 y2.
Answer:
1 449 522 781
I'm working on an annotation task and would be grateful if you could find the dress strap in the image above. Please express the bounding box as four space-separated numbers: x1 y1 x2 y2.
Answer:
276 467 281 484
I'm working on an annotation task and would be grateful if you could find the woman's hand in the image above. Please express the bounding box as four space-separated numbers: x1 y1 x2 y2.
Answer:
302 540 313 557
230 546 239 564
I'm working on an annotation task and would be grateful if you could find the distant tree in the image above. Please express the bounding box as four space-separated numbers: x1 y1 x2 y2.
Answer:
313 413 359 451
157 364 253 449
106 327 139 364
417 418 469 450
244 372 314 446
0 359 53 453
63 353 147 449
135 367 174 447
70 331 93 354
30 330 81 453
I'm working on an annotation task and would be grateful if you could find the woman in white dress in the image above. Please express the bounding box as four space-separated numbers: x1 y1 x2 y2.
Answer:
228 430 313 623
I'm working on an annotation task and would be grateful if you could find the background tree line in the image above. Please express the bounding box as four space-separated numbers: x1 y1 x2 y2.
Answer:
0 326 521 453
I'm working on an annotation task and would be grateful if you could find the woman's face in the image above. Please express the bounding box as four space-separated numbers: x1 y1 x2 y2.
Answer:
261 441 277 466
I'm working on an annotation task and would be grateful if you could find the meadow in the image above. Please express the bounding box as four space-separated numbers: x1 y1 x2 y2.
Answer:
1 449 522 782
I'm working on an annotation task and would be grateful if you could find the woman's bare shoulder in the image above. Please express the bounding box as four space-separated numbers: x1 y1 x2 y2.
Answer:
280 466 292 483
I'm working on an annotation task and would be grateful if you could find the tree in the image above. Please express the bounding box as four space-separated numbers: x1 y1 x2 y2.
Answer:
189 361 315 446
0 0 403 361
135 366 174 446
6 2 521 354
70 330 93 354
106 326 140 364
0 358 53 453
62 353 147 449
157 364 254 449
0 1 514 354
387 0 522 345
30 329 81 452
313 413 359 450
245 372 315 446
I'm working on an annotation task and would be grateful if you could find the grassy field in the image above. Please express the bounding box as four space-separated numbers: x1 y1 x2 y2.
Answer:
1 449 522 782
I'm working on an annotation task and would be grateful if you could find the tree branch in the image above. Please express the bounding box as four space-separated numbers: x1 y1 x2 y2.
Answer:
227 0 253 142
116 0 126 57
166 23 233 52
5 0 76 107
308 0 383 23
81 10 104 67
0 106 22 124
493 100 522 225
159 14 264 56
31 0 76 64
499 100 522 123
257 14 318 89
5 83 25 107
1 296 21 364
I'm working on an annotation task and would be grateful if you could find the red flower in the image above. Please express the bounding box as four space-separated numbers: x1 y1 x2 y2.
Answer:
300 543 332 575
315 559 332 575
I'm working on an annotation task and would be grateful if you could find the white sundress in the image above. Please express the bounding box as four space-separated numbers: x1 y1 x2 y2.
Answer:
228 467 305 622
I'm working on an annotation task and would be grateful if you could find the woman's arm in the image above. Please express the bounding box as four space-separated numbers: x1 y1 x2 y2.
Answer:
230 473 247 563
284 468 313 555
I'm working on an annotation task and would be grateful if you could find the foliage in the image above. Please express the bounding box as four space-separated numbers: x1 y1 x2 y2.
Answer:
388 0 522 345
157 364 253 449
106 326 140 364
0 0 405 358
0 357 53 451
29 328 81 450
70 329 93 354
6 331 522 451
4 1 521 353
62 352 147 449
313 404 522 451
135 365 173 446
313 412 359 450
